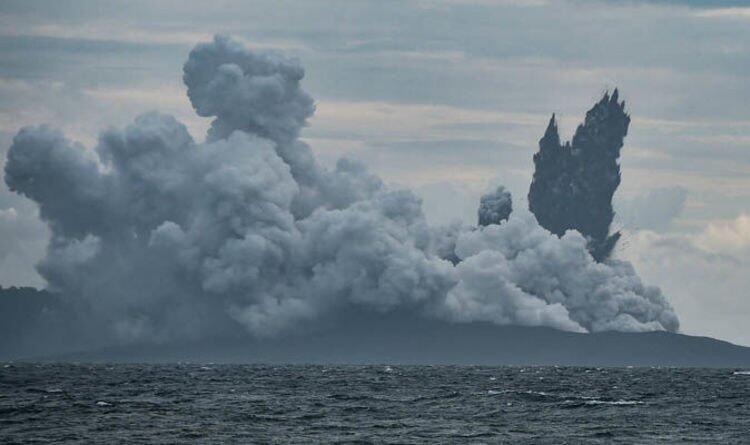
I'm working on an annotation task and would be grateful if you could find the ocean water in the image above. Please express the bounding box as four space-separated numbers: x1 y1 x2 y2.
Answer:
1 364 749 443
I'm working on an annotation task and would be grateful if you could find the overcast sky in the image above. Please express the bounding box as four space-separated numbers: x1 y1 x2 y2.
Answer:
1 0 749 345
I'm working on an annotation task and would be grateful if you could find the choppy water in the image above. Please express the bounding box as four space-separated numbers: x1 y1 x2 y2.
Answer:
1 364 749 443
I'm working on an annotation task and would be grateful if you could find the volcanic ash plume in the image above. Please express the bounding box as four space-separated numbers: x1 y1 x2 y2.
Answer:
478 186 512 227
528 91 630 261
3 36 678 345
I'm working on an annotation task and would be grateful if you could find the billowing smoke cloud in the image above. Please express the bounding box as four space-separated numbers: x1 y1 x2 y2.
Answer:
447 214 677 332
478 186 512 227
3 36 677 345
183 35 315 144
528 91 630 261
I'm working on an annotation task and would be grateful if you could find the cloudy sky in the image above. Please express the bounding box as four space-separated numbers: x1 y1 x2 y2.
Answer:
1 0 749 345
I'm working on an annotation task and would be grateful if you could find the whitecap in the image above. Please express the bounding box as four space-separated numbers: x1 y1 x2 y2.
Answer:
96 401 112 407
733 371 750 375
585 399 643 405
487 389 515 396
525 390 551 397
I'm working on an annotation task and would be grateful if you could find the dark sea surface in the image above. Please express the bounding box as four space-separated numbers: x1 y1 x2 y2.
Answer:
1 364 749 444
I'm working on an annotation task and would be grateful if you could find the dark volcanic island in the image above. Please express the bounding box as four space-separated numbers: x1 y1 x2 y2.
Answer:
1 36 749 366
3 289 750 366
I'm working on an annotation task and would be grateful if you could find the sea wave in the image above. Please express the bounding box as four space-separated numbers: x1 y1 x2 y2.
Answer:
583 399 643 406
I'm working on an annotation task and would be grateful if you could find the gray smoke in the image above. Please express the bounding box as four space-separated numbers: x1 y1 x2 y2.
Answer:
3 36 678 345
478 186 512 227
528 91 630 261
183 35 315 144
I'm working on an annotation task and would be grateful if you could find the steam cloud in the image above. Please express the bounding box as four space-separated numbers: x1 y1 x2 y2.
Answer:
528 91 630 261
3 36 678 345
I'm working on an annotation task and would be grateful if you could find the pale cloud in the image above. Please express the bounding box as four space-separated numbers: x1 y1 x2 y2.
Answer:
696 214 750 253
0 20 309 53
416 0 550 7
82 85 211 139
309 100 544 144
693 7 750 20
621 226 750 346
0 21 214 46
615 187 688 232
